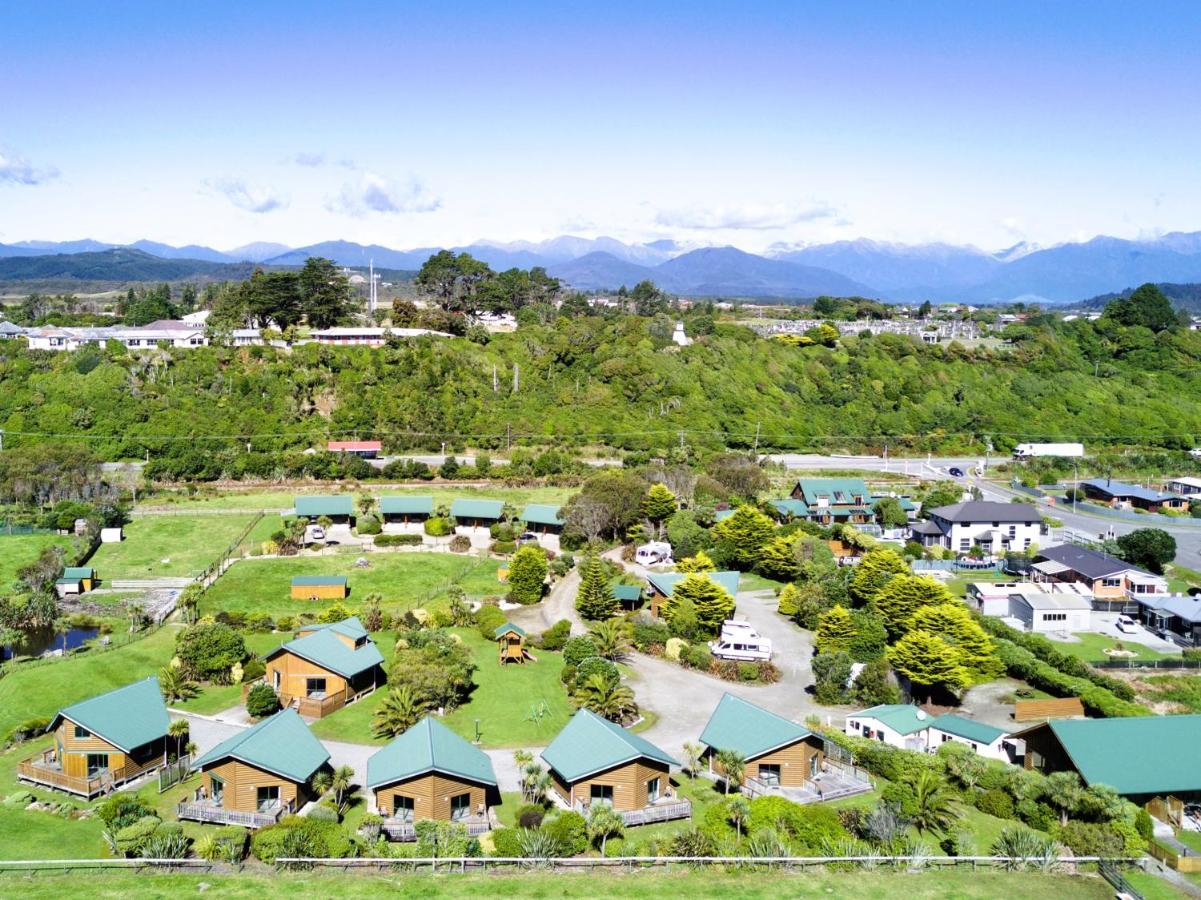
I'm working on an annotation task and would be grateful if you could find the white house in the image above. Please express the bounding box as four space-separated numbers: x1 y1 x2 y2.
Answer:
909 501 1041 555
966 581 1025 617
1008 588 1092 634
845 704 931 751
925 714 1011 761
1165 477 1201 497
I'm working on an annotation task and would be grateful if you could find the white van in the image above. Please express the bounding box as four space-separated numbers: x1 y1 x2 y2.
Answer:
709 634 773 662
718 620 761 642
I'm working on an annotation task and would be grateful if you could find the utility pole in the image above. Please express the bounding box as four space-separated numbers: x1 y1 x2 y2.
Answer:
506 423 511 452
1072 459 1079 516
492 365 498 393
753 422 761 453
512 364 519 394
0 428 4 452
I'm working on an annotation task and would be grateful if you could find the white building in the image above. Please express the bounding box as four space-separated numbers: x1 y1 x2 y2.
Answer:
671 322 692 346
845 704 931 751
909 501 1042 555
966 581 1025 617
1008 588 1092 634
925 714 1011 761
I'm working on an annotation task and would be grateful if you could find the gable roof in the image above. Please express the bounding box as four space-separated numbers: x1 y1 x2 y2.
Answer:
1035 544 1146 580
851 704 932 736
1081 479 1182 504
769 498 810 519
494 622 526 638
927 501 1041 524
365 717 497 789
300 615 368 639
1014 715 1201 796
193 709 329 782
1136 593 1201 624
295 495 354 517
929 714 1006 745
51 677 169 752
612 583 643 602
541 709 678 782
62 566 94 579
450 498 504 520
794 478 870 506
699 693 813 760
521 504 563 526
264 619 384 678
379 496 434 515
644 570 740 599
291 575 348 587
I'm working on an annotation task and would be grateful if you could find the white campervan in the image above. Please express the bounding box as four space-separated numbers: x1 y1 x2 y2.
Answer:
635 541 673 566
709 620 772 661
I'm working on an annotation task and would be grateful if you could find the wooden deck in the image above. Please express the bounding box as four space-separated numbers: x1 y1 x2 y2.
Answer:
574 798 692 828
176 800 289 828
381 814 493 841
18 753 164 799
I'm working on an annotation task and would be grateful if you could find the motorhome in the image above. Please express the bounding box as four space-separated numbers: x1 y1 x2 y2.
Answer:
635 541 673 566
709 622 772 662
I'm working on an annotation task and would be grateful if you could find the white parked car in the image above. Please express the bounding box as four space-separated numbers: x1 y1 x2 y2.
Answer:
1190 448 1201 458
308 525 326 542
709 634 773 662
1116 614 1139 634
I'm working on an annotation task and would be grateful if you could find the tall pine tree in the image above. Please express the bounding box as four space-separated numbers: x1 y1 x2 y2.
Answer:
575 551 617 621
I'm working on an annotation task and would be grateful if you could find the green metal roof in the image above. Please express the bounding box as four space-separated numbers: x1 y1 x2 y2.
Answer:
193 709 329 782
303 615 368 640
612 584 643 602
291 575 348 586
52 677 169 753
366 716 497 790
265 618 384 679
521 504 563 526
645 571 740 600
62 566 94 579
769 498 810 519
494 622 526 638
541 709 678 783
713 509 735 522
795 478 870 507
450 498 504 520
699 693 813 760
294 495 354 517
853 704 932 736
1025 715 1201 796
930 714 1006 745
379 496 434 515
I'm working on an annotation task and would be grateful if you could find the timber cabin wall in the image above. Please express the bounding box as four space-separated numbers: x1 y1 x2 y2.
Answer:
202 759 306 813
265 653 349 706
374 773 488 820
290 584 347 601
55 722 126 777
1020 726 1075 775
554 759 670 811
744 736 824 787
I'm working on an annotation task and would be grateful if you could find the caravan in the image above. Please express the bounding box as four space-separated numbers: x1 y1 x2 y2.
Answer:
709 619 773 661
635 541 673 566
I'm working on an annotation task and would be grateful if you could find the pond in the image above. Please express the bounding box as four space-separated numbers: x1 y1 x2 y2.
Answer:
1 624 100 661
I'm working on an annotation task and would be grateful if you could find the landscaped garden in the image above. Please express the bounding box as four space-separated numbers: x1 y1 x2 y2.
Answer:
1047 632 1181 665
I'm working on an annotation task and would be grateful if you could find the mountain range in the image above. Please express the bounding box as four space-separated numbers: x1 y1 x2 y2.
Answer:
6 232 1201 303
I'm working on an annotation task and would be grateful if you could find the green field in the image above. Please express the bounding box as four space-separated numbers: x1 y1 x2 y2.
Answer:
89 514 260 579
138 484 576 513
0 532 76 590
0 868 1118 899
1139 674 1201 713
1047 632 1180 664
311 629 573 748
199 550 504 619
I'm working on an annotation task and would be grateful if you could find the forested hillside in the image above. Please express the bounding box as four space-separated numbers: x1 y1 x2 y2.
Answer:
2 303 1200 477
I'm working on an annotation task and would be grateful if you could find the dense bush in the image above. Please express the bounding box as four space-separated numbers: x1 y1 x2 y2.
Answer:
449 534 472 553
246 682 281 718
490 827 524 857
562 635 600 668
175 621 247 682
516 805 546 829
507 545 548 604
992 638 1148 717
631 619 671 651
97 794 155 830
976 788 1015 820
424 517 454 537
242 657 266 681
374 533 423 546
356 515 382 536
575 656 619 689
537 619 572 651
542 811 588 855
251 815 355 863
475 604 508 640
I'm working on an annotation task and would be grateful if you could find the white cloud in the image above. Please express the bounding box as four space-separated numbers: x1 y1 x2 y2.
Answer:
0 148 59 186
326 172 441 217
292 152 326 167
654 202 838 231
203 177 288 213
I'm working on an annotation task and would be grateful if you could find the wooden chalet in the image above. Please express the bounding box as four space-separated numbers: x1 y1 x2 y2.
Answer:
180 709 330 828
19 677 170 798
263 616 385 717
290 575 348 600
643 570 740 619
541 709 689 826
699 693 824 789
294 495 355 524
366 716 499 840
520 503 563 535
379 495 434 526
450 498 505 530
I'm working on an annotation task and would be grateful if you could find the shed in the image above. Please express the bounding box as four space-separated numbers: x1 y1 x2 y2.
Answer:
294 495 355 521
55 565 95 595
290 575 348 600
520 504 563 533
612 583 643 609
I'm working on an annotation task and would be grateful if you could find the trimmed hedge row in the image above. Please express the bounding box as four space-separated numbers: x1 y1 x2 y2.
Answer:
374 533 422 546
993 637 1149 717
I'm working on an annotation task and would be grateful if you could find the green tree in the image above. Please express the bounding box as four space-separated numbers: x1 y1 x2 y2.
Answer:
755 535 801 582
715 749 745 795
1104 283 1178 332
244 269 302 329
575 551 617 620
587 802 625 855
908 602 1000 677
630 280 666 316
641 483 677 532
298 257 353 329
174 622 247 682
676 550 716 573
814 604 855 654
851 656 900 705
907 770 958 836
245 682 280 718
589 618 632 661
1115 528 1177 574
415 250 494 313
889 630 971 695
812 651 853 704
664 573 735 635
158 665 198 702
849 547 908 605
922 482 964 511
777 583 801 616
873 497 909 528
1045 771 1087 826
574 673 637 722
873 574 955 639
711 505 776 570
372 685 423 739
507 545 549 604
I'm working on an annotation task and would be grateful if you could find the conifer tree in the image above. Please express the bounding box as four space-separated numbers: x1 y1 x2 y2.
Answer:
889 630 971 695
849 547 908 605
815 603 856 654
575 551 617 621
874 574 955 638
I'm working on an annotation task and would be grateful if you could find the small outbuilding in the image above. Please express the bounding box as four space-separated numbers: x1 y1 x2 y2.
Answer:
290 575 348 601
55 566 95 596
520 504 564 535
494 622 529 664
379 496 434 526
100 527 123 544
643 570 740 620
612 583 644 610
450 498 505 529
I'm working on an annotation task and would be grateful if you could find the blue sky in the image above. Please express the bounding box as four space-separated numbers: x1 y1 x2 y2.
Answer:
2 1 1199 252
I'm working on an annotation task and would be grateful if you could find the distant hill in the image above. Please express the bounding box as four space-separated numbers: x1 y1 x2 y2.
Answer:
0 249 254 282
1080 282 1201 313
547 252 658 291
127 240 234 263
224 242 293 263
770 239 1001 293
266 241 437 269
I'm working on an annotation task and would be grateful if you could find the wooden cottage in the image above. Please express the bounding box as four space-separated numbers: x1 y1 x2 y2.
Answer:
379 496 434 527
180 709 330 828
699 693 824 789
294 495 355 524
541 709 689 825
520 503 564 536
789 478 874 525
291 575 348 601
19 676 170 798
495 622 528 664
55 565 95 596
449 498 505 530
643 571 740 620
612 583 644 611
366 716 499 840
263 616 385 717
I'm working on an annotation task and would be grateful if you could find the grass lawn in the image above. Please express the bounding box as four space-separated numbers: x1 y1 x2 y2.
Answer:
238 514 285 552
0 869 1117 899
0 532 75 590
1139 674 1201 712
1178 830 1201 853
1048 632 1180 664
138 485 577 513
89 514 260 579
738 572 785 593
311 628 573 749
1167 563 1201 595
171 632 290 716
199 550 503 620
1124 869 1194 900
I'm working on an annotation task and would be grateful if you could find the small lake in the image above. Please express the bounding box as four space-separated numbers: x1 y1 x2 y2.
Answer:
1 625 99 661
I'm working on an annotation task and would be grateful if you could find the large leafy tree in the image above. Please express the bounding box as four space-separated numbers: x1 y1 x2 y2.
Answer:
1104 283 1178 333
711 505 776 570
1116 528 1176 574
298 257 354 329
814 604 855 654
849 547 908 605
908 603 1000 677
664 573 735 635
415 250 493 314
888 630 971 696
243 269 303 329
507 545 549 605
755 535 801 582
640 483 677 529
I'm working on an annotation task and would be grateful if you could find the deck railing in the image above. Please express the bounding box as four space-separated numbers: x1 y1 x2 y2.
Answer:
18 753 164 798
381 816 493 841
176 801 289 828
618 799 692 827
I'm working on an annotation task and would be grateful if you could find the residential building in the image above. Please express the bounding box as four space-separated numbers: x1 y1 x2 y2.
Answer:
18 677 170 798
379 496 434 530
366 717 499 840
294 494 355 523
520 504 564 535
1007 588 1093 634
1032 544 1167 612
643 570 740 619
262 617 385 717
181 710 330 827
925 714 1011 761
450 498 505 530
307 326 449 346
909 501 1041 554
1164 477 1201 497
290 575 348 601
845 704 932 751
966 581 1025 617
1133 594 1201 647
1080 478 1188 513
768 498 810 521
328 440 382 458
788 478 874 525
1012 715 1201 804
541 709 689 825
699 694 825 789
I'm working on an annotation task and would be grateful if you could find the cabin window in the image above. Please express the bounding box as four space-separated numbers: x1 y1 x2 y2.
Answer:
306 678 327 698
74 725 89 739
590 784 614 805
209 774 224 805
256 786 280 810
647 777 661 802
450 793 471 820
86 753 108 776
391 796 414 821
758 765 781 787
273 669 281 690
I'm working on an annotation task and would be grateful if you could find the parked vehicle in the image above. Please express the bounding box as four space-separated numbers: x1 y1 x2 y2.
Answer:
635 541 673 566
1190 448 1201 458
1013 442 1085 460
949 467 965 477
518 532 540 544
307 525 326 542
717 620 761 642
708 634 773 662
1116 614 1139 634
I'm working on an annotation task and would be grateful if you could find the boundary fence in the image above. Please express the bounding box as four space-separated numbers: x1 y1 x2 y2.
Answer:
196 511 264 591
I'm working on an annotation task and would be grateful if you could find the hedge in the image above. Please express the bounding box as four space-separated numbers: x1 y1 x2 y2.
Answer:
375 533 423 546
993 638 1149 717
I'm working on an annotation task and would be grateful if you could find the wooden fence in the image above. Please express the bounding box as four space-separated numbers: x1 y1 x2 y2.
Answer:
1013 698 1085 721
1148 839 1201 874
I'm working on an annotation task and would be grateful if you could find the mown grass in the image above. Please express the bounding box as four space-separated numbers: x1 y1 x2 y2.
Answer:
89 514 260 579
138 485 576 513
1047 632 1180 664
0 532 75 590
